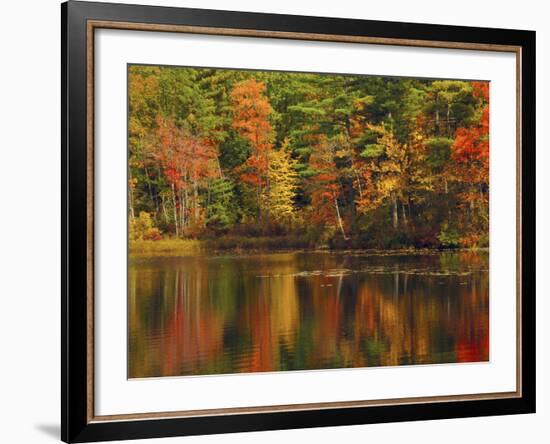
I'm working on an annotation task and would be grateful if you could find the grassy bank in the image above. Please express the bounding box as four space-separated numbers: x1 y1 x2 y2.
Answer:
129 239 203 257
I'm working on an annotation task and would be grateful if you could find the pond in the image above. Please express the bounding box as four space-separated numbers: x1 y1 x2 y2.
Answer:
128 250 489 378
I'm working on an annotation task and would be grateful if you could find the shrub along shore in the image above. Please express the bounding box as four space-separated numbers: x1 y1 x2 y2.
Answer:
129 236 488 258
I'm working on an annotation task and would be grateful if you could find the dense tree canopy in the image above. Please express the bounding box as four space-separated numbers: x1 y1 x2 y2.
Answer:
129 65 489 249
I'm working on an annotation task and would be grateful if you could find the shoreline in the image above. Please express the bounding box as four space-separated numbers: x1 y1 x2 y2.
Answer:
129 238 489 259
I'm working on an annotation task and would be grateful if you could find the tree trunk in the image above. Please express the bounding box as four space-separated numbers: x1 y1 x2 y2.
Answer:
128 187 135 221
144 167 158 214
355 171 363 198
392 194 398 229
128 171 135 221
334 197 348 240
161 194 168 222
171 184 179 237
157 167 165 219
193 181 200 225
444 177 451 224
216 156 223 179
184 188 188 228
179 189 185 230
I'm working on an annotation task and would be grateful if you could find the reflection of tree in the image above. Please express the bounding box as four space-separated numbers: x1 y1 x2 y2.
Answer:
129 252 489 378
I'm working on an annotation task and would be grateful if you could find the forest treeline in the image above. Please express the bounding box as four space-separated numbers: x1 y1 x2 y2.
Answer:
128 65 489 249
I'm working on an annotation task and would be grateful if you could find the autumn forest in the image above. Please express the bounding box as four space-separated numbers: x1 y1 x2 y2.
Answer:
128 65 489 252
128 65 490 377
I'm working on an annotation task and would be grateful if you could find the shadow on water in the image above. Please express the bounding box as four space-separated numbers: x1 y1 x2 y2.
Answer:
129 250 489 378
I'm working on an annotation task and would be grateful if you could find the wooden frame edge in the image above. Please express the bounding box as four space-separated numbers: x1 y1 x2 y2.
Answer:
89 19 522 53
90 391 520 423
86 18 95 424
85 18 524 425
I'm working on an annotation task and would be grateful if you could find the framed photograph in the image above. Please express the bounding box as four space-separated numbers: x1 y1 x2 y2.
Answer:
62 1 535 442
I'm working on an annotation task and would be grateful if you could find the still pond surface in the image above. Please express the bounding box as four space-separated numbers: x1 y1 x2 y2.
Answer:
128 251 489 378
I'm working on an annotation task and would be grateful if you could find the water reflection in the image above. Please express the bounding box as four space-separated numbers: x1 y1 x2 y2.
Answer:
128 251 489 378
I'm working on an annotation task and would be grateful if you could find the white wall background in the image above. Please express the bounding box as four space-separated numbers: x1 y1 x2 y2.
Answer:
0 1 546 443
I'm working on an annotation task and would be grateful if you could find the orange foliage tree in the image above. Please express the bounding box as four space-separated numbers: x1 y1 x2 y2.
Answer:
450 82 489 244
230 79 274 216
308 137 348 239
153 117 219 235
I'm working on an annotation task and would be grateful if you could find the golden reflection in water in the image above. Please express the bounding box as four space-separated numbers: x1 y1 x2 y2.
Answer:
128 251 489 378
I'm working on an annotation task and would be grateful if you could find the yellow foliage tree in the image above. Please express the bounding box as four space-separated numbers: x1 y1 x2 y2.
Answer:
266 139 299 226
130 211 162 241
355 124 429 229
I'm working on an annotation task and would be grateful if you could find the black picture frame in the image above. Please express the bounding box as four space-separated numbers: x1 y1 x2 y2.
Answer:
62 1 536 442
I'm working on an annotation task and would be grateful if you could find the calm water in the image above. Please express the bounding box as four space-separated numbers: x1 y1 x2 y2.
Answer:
128 251 489 378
